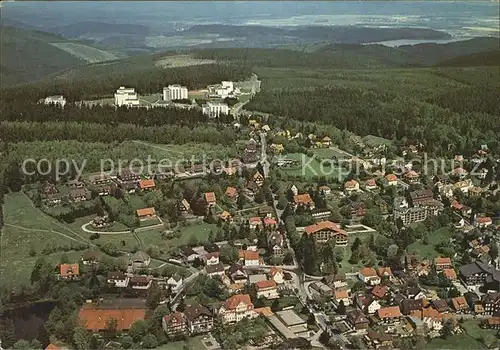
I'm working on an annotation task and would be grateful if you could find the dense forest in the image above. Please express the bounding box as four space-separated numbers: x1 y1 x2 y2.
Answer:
1 63 251 101
245 86 500 155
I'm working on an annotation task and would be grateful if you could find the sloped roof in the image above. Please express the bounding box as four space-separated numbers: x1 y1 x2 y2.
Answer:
204 192 216 203
138 179 155 189
304 221 346 235
60 263 79 276
136 207 156 217
377 306 402 319
256 280 277 290
224 294 253 310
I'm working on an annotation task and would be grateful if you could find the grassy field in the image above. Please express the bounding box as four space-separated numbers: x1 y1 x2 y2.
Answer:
136 222 219 259
1 192 94 288
407 227 453 259
279 152 343 180
154 54 216 68
425 334 487 349
157 336 206 350
311 148 341 160
461 320 499 348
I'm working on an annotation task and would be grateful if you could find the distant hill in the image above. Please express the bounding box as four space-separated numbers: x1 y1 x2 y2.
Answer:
435 50 500 67
48 21 150 38
0 26 123 86
315 37 499 67
184 25 450 44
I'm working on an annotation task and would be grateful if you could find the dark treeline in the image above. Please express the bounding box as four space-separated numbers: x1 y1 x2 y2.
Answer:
430 85 500 116
0 102 221 127
0 121 238 146
1 63 252 102
245 86 500 155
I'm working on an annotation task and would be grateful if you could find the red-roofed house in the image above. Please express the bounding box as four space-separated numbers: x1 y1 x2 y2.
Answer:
263 217 277 228
384 174 398 187
304 221 348 245
451 296 469 313
365 179 378 191
377 267 395 282
225 187 238 201
476 217 493 228
333 289 351 306
138 179 156 191
404 170 420 184
218 294 256 324
344 180 360 194
434 257 452 271
371 285 388 299
249 217 263 229
442 268 458 281
377 306 403 323
358 267 381 286
58 263 80 280
269 267 285 284
293 193 315 210
255 280 279 299
239 250 261 267
136 207 156 220
204 192 217 207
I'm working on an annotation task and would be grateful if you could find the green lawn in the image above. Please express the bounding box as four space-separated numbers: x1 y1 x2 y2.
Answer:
157 336 206 350
425 334 487 349
279 153 344 180
136 222 219 259
461 320 500 348
407 226 453 259
1 192 94 287
92 232 140 253
311 148 339 160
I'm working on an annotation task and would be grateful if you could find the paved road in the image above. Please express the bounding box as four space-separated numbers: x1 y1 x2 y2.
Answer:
259 132 269 178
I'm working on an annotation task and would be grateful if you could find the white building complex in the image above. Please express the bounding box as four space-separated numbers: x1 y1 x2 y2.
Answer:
209 81 240 99
163 85 189 101
114 87 140 107
202 101 229 118
44 95 67 108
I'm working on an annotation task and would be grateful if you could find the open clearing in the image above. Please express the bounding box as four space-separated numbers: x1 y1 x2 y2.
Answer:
461 320 499 348
154 54 216 68
425 334 487 349
407 227 453 259
50 42 118 63
0 192 93 288
279 152 344 180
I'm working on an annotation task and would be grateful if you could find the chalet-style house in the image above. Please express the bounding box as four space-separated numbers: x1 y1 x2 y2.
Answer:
304 221 348 245
293 193 315 210
204 192 217 207
268 232 284 257
179 199 191 213
346 310 369 330
358 267 381 286
253 171 265 186
333 289 350 306
269 267 285 285
384 174 398 187
130 276 152 290
451 296 470 313
117 169 140 183
225 187 238 201
58 263 80 281
218 294 256 324
324 273 347 289
184 304 214 334
459 262 500 290
483 292 500 316
162 312 187 337
205 262 225 278
89 174 112 186
69 188 91 202
107 272 130 288
81 251 100 266
255 280 279 299
136 207 157 221
365 330 393 349
377 306 403 324
239 250 261 267
228 264 248 282
344 179 360 194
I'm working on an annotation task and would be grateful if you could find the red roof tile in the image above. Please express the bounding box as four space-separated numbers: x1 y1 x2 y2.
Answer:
79 308 146 331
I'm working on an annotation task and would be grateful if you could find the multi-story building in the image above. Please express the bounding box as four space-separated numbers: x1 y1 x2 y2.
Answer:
44 95 67 108
218 294 256 324
394 205 442 226
255 280 279 299
163 85 189 101
459 262 500 290
377 306 403 324
202 102 229 118
183 304 214 334
483 292 500 316
114 87 140 107
162 312 187 337
358 267 381 286
304 221 348 245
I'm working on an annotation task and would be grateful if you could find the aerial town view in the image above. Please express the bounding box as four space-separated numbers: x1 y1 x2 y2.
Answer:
0 1 499 349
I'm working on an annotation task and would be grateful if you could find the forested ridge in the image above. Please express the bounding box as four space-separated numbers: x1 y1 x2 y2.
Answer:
1 63 251 102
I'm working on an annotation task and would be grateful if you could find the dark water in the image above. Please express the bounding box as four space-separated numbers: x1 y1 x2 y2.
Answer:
2 301 56 341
